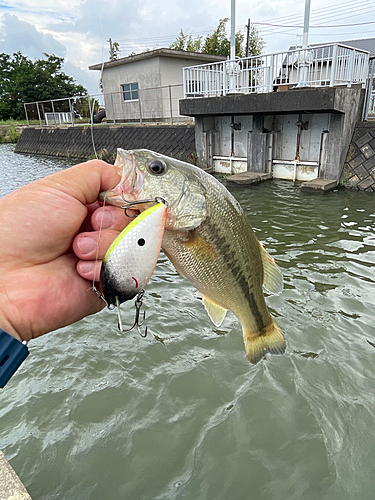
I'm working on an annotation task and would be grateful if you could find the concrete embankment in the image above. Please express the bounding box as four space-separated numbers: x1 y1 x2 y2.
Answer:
340 121 375 191
0 450 32 499
15 124 196 164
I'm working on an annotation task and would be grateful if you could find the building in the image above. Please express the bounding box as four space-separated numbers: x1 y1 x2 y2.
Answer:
180 38 375 184
89 49 226 124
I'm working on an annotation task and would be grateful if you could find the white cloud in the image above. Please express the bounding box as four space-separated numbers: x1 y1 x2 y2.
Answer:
0 0 373 93
0 13 66 58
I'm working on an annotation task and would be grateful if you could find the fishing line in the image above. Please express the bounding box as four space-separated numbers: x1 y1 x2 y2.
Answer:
91 193 109 305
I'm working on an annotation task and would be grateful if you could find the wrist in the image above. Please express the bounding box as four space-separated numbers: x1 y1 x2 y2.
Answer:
0 329 29 388
0 312 23 342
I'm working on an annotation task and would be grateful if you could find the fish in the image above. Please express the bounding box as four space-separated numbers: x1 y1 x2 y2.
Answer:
100 202 167 307
100 149 286 364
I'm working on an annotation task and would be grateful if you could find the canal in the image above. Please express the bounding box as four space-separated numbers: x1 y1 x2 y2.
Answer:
1 144 375 499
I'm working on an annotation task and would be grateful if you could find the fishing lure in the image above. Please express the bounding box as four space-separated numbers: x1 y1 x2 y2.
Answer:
98 201 167 333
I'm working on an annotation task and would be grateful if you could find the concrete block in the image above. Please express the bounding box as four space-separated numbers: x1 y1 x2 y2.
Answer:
363 155 375 172
301 179 337 192
357 176 375 190
227 172 260 185
354 164 370 180
349 153 365 169
360 144 375 159
0 450 32 499
355 131 373 148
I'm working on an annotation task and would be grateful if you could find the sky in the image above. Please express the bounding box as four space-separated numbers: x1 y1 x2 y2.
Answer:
0 0 374 95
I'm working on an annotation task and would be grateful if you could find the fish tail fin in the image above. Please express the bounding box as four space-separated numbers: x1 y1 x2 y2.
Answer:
242 318 286 364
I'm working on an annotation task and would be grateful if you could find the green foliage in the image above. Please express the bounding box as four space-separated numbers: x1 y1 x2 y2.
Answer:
110 41 121 61
74 97 99 119
170 30 203 53
0 125 20 143
169 19 264 58
246 25 265 57
0 52 87 120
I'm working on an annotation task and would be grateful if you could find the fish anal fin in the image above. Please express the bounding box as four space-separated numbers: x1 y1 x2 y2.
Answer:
202 294 227 327
243 317 286 364
259 242 283 295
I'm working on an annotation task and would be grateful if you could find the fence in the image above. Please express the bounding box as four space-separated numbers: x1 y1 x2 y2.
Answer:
23 84 191 127
183 43 370 97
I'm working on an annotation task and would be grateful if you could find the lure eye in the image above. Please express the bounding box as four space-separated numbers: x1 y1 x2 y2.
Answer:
137 238 145 246
147 160 166 175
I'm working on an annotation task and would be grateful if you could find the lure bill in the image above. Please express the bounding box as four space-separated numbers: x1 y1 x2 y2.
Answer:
100 202 167 311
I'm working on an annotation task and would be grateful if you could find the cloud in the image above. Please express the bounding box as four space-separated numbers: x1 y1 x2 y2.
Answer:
0 13 66 58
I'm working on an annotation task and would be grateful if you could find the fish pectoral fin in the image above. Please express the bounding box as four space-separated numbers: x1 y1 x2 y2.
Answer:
201 294 227 327
259 242 283 295
242 317 286 364
184 231 216 262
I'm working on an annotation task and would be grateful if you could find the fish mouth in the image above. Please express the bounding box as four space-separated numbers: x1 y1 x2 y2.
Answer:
99 150 144 206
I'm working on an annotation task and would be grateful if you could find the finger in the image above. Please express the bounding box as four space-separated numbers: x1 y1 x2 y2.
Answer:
91 205 138 232
37 160 122 205
80 202 101 232
73 229 120 260
76 259 102 283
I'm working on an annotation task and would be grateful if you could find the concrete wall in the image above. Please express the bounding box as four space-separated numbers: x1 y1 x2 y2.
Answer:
102 58 162 122
14 125 196 164
187 87 365 182
340 121 375 191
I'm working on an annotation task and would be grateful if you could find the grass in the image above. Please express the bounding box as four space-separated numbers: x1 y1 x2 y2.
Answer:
0 124 21 143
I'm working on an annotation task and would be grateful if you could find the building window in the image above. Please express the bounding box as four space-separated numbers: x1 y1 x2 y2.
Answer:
122 82 139 101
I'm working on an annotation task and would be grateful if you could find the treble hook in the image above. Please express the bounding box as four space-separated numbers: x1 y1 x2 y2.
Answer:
120 192 168 218
117 289 148 337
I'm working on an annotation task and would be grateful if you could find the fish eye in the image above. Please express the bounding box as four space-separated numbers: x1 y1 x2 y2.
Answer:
147 160 166 175
137 238 145 246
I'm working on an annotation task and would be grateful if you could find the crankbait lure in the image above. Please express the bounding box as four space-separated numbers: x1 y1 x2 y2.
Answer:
99 201 167 333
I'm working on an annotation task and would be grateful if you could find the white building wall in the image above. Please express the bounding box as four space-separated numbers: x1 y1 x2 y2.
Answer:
102 58 163 122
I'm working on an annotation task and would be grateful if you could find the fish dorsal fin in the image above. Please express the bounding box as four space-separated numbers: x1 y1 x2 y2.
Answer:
259 242 283 295
201 294 227 327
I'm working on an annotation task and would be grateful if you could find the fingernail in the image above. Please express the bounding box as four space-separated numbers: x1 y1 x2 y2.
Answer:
96 210 114 228
77 236 96 255
78 260 95 274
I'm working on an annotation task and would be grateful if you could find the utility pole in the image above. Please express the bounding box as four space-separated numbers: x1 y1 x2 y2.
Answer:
302 0 311 50
297 0 312 87
108 38 114 60
245 18 251 57
230 0 236 61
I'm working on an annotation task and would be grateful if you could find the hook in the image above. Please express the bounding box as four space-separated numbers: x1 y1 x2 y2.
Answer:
118 289 148 337
120 192 168 218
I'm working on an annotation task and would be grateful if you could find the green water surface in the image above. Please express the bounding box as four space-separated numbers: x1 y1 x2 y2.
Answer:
1 145 375 499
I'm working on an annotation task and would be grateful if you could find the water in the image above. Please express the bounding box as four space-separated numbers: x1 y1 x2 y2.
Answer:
1 144 375 499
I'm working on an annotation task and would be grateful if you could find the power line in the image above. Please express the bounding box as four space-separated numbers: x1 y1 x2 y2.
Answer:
256 20 375 29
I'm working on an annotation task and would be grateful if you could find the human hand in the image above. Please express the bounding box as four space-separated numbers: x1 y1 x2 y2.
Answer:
0 160 134 342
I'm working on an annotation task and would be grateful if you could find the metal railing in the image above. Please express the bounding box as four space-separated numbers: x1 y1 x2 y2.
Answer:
23 84 192 126
183 43 370 97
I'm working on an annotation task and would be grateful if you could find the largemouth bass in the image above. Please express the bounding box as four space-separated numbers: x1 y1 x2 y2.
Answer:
100 149 286 364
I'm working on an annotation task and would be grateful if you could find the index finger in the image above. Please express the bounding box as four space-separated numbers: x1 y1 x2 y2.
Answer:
37 159 122 205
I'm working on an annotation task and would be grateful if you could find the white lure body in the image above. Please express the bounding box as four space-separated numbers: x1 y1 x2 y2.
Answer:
100 202 167 306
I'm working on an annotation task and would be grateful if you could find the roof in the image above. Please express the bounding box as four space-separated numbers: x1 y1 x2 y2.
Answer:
289 37 375 59
89 48 227 71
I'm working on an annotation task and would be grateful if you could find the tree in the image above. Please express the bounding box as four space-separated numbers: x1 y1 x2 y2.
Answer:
169 18 264 58
109 41 121 61
0 52 87 120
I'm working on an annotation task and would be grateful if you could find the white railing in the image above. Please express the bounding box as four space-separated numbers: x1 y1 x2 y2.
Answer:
45 112 74 125
183 43 370 98
369 90 375 117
